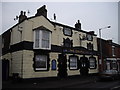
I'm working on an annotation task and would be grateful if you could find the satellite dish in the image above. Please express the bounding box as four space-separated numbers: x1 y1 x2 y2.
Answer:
14 15 18 21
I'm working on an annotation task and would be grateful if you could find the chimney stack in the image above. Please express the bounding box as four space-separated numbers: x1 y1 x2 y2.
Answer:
35 5 47 18
107 40 112 44
88 31 95 35
19 11 27 23
75 20 81 30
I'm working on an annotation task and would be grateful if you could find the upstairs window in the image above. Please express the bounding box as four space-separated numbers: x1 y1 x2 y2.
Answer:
112 46 115 56
34 29 51 50
86 34 93 41
63 27 72 36
87 43 93 50
63 38 73 47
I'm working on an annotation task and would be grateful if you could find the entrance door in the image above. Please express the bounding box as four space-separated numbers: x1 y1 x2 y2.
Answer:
80 56 89 76
2 59 9 81
57 54 67 78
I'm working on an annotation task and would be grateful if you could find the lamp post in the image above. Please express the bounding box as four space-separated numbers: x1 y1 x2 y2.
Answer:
99 26 111 71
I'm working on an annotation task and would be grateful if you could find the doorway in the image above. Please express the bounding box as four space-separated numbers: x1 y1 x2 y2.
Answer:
2 59 9 81
80 56 89 76
57 54 67 78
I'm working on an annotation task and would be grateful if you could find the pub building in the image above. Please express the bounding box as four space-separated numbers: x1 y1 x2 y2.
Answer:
2 5 98 80
97 39 120 72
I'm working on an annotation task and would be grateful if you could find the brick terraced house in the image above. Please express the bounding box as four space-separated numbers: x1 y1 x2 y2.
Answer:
97 39 120 72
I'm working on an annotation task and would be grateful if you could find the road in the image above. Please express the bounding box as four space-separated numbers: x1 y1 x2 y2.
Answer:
2 75 120 90
62 79 120 90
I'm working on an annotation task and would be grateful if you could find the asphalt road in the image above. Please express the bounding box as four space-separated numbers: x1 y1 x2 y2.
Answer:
62 80 120 90
2 75 120 90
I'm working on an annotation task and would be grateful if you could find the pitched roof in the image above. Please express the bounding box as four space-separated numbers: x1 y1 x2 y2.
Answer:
2 15 96 36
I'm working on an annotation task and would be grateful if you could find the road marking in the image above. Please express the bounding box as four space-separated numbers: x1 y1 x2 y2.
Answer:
111 86 120 90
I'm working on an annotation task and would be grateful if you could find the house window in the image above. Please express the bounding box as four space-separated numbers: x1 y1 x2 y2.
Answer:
63 27 72 36
34 29 51 49
69 56 78 70
63 38 73 47
35 55 47 70
87 43 93 50
112 46 115 56
112 61 117 70
86 34 93 41
89 57 96 69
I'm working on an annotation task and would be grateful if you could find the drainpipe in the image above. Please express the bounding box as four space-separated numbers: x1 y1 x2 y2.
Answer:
18 25 23 78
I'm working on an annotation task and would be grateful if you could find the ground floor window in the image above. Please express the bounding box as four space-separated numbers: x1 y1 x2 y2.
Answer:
89 57 96 69
69 56 78 70
112 61 117 70
106 62 111 70
35 55 47 70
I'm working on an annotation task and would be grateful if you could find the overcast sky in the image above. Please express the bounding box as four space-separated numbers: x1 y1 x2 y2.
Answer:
1 1 119 44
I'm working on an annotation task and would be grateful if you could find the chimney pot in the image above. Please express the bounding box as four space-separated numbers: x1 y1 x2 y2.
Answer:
75 20 81 30
19 11 27 23
35 5 47 18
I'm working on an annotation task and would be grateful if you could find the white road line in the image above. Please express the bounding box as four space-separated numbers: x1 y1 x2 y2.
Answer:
111 85 120 90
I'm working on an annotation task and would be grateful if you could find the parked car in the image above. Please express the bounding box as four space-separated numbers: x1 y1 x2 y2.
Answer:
99 70 120 80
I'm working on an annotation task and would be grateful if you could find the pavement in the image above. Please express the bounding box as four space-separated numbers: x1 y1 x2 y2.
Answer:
2 75 98 89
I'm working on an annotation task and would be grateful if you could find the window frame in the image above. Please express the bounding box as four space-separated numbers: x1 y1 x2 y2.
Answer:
63 27 72 37
51 59 57 70
69 55 78 70
86 34 93 41
33 29 51 50
87 43 93 50
63 38 73 47
34 55 48 71
112 46 115 56
112 61 117 70
89 57 97 69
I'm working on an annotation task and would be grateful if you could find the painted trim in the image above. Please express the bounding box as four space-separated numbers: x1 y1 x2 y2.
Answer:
33 52 50 71
63 27 73 37
89 56 97 69
2 41 98 55
33 29 51 50
68 55 79 70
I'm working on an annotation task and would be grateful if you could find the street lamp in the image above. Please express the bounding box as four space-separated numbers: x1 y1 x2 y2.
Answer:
99 26 111 71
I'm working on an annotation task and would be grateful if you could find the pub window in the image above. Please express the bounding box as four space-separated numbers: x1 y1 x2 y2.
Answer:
87 43 93 50
63 27 72 36
69 56 78 70
86 34 93 41
51 59 56 70
34 55 47 70
63 38 73 47
89 57 96 69
34 29 51 50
